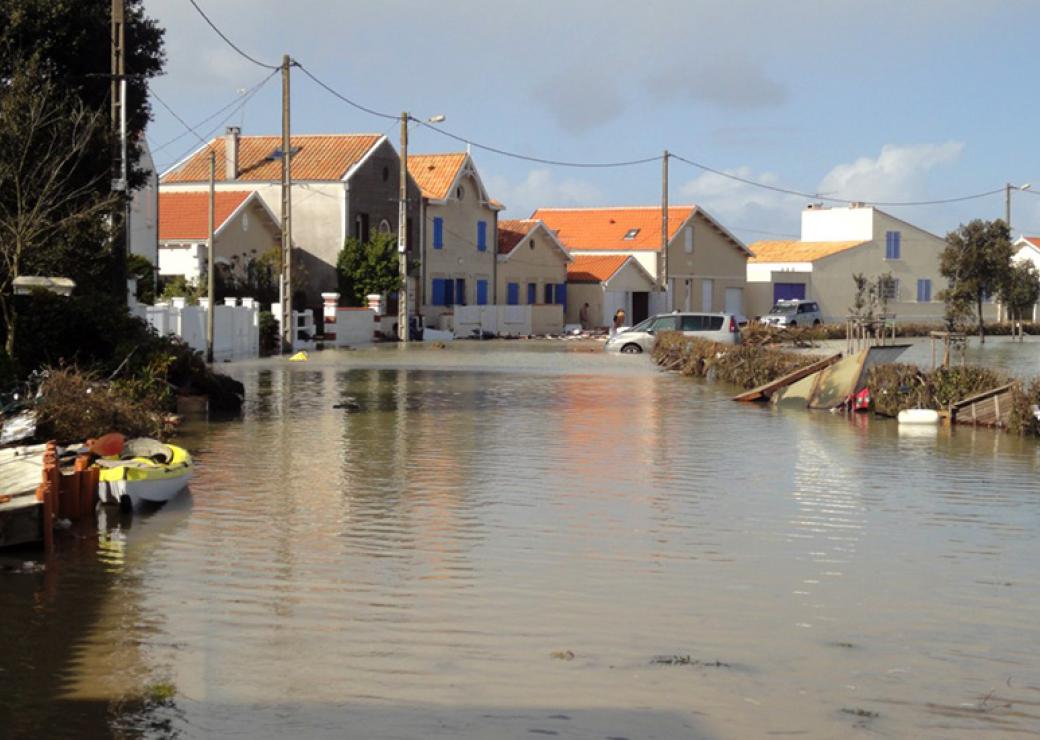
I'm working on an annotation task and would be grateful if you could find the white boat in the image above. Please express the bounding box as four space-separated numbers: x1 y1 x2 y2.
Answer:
897 409 940 425
96 439 193 509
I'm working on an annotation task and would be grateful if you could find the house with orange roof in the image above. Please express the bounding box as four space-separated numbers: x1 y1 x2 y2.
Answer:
496 219 571 333
566 255 657 329
747 203 980 323
532 205 750 324
161 127 421 307
158 190 281 284
407 152 501 321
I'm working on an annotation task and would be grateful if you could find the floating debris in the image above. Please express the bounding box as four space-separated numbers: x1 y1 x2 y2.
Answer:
841 707 879 719
549 650 575 661
650 655 730 667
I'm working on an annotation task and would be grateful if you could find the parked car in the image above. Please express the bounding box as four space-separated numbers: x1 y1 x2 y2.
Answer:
605 312 741 354
760 299 822 327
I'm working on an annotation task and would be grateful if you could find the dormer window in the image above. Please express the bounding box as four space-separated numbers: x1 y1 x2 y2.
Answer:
623 228 640 240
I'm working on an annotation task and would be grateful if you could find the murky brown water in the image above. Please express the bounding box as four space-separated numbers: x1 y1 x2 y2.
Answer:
3 341 1040 739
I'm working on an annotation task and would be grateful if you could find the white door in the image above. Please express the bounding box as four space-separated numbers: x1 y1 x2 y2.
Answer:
701 279 714 312
725 287 743 317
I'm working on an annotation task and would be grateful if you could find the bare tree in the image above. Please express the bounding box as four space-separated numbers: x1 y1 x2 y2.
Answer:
0 64 116 357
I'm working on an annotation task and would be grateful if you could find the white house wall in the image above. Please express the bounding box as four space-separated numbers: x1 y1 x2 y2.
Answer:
801 206 874 241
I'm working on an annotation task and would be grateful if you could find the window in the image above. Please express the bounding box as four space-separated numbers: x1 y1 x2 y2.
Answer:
544 283 554 304
476 280 488 305
431 278 447 306
378 219 391 234
556 283 567 308
455 278 466 306
680 315 704 331
382 166 389 182
652 316 679 331
916 279 932 303
527 282 537 305
507 282 519 305
684 226 694 254
456 185 465 200
477 221 487 251
444 279 455 306
354 213 370 242
885 230 901 260
881 278 899 300
623 228 640 240
433 217 444 249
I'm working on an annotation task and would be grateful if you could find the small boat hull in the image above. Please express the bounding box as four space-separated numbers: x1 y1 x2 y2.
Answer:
96 442 193 508
897 409 940 425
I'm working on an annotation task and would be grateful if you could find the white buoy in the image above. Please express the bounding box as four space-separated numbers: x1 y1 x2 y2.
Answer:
897 409 940 425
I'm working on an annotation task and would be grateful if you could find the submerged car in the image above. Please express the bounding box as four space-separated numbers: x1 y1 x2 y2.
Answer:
760 299 822 327
605 312 741 354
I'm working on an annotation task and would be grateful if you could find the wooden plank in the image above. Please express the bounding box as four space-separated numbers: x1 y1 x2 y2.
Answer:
951 383 1015 410
733 353 842 402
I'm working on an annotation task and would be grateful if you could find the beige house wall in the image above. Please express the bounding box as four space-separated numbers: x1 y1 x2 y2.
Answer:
496 230 569 306
422 172 497 319
566 283 603 326
666 212 748 313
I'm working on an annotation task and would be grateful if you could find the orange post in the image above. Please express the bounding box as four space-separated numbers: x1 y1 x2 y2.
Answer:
75 454 94 517
38 441 59 554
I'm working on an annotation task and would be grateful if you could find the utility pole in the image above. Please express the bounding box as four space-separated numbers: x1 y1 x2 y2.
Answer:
398 111 409 343
110 0 128 304
280 54 293 353
661 150 669 307
206 151 216 364
1005 183 1012 233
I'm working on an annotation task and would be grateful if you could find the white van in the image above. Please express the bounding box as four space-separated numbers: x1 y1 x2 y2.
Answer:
605 312 741 354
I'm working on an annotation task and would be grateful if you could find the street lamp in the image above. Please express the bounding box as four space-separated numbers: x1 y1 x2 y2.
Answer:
1005 182 1031 235
398 113 446 342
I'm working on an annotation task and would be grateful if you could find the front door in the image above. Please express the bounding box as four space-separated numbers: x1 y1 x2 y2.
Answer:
701 278 714 312
632 291 650 324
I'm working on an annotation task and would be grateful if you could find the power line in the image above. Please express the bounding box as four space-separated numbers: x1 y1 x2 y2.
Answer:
295 63 398 121
149 70 277 154
187 0 279 70
669 153 1004 208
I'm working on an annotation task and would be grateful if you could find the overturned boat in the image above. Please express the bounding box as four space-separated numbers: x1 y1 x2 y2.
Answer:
96 438 193 509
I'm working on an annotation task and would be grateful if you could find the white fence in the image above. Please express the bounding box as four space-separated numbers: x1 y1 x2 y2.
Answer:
452 305 535 338
132 297 260 361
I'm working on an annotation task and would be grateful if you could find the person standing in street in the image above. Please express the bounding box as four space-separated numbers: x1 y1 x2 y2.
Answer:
579 302 591 331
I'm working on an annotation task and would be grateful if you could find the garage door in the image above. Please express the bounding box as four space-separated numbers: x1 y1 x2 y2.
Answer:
774 283 806 302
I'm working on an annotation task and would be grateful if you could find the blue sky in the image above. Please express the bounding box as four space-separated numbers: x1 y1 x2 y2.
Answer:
148 0 1040 242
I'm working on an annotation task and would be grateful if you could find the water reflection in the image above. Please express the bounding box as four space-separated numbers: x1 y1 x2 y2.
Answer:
2 343 1040 738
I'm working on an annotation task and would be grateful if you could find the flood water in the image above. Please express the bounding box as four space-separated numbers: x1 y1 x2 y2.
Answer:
3 341 1040 739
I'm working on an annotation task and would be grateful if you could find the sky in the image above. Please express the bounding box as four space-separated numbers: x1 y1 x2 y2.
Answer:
146 0 1040 244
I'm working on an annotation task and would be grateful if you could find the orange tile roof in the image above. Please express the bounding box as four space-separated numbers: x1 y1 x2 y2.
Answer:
748 240 868 263
532 206 695 252
407 153 467 200
497 219 539 254
1023 236 1040 250
159 191 255 240
567 254 631 283
161 134 383 183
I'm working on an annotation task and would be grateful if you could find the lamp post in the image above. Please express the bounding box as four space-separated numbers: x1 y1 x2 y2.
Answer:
1005 182 1031 235
397 113 446 342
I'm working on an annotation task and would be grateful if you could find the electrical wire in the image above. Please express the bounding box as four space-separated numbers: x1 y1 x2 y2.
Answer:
295 63 399 122
669 153 1004 207
187 0 280 70
150 70 278 154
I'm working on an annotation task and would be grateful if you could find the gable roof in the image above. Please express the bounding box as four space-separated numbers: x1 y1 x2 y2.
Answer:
533 206 694 252
531 205 750 257
161 134 384 183
1019 236 1040 251
159 191 263 240
407 153 468 200
748 240 868 263
567 254 635 283
497 219 572 261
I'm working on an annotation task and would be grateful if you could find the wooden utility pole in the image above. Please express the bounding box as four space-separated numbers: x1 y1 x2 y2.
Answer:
280 55 293 353
398 112 409 342
110 0 128 303
661 150 669 303
206 151 216 364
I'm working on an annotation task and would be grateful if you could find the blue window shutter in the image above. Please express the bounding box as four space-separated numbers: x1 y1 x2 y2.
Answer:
477 280 488 305
925 279 931 302
433 218 444 249
477 221 487 251
557 283 567 308
894 232 901 259
916 279 923 302
444 279 454 306
527 283 536 304
544 283 553 304
431 279 445 306
507 283 519 305
455 278 466 305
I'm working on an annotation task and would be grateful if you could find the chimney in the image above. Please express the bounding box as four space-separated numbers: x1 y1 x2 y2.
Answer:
224 126 241 180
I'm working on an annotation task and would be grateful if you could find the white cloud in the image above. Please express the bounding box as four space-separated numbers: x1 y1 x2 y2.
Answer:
486 169 603 218
678 166 803 238
817 141 964 203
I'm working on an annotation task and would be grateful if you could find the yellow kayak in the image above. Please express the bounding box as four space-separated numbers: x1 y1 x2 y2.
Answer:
96 439 193 509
